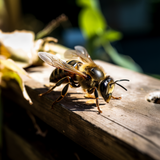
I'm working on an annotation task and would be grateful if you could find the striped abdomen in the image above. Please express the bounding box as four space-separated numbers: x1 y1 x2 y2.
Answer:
50 60 82 83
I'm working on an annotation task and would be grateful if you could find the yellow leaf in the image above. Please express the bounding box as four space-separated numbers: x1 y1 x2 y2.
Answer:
0 59 30 77
0 44 11 58
0 58 33 105
2 68 33 105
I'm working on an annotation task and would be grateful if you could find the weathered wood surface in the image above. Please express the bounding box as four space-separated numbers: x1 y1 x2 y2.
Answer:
4 126 49 160
2 60 160 160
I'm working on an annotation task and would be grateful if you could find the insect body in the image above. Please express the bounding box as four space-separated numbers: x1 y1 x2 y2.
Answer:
38 46 129 113
49 60 82 84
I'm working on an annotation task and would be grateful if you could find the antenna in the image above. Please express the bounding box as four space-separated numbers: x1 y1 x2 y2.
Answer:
110 79 129 91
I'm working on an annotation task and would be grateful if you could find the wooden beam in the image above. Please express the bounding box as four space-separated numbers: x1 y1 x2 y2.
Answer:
2 60 160 160
4 126 49 160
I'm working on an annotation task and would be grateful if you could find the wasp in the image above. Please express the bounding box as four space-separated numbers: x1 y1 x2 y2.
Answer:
38 46 129 113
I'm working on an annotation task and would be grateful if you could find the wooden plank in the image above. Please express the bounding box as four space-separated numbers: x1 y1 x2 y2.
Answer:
3 126 49 160
3 107 98 160
2 60 160 160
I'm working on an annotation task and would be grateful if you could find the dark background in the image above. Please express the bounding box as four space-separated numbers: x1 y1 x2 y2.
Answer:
4 0 160 74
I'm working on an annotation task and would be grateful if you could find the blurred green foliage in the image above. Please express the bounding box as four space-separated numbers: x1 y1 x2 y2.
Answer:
78 6 106 38
77 0 143 72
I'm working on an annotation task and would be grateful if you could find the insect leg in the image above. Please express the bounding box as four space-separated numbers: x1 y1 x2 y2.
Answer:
88 88 95 94
39 76 70 97
94 88 102 113
111 96 121 100
39 85 56 97
51 83 70 108
84 88 95 99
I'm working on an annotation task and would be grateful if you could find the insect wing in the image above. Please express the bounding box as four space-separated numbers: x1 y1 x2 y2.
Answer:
38 52 87 77
64 46 94 63
64 49 80 60
75 46 94 63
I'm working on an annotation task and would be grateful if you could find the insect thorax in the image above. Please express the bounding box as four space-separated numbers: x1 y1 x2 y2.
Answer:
77 63 105 89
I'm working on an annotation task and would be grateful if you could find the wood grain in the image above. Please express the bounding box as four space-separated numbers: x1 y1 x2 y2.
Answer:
2 60 160 160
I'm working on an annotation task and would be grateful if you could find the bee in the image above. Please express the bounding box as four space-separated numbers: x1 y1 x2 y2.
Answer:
38 46 129 113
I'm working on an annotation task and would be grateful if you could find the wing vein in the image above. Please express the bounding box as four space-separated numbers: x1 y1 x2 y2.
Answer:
38 52 87 77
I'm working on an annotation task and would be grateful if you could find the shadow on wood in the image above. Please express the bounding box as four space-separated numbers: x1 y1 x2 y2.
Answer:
2 60 160 160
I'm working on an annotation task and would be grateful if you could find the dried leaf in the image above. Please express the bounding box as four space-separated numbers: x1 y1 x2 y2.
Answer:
0 58 33 105
0 30 38 68
0 59 30 77
0 30 67 68
1 68 33 105
0 44 11 58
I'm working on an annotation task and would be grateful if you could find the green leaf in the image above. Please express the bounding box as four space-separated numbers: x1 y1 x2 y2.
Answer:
79 8 106 38
103 30 123 42
93 30 123 47
77 0 99 9
77 0 92 7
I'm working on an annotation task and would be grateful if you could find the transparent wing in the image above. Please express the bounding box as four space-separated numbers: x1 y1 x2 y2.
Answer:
64 46 94 63
75 46 94 63
64 49 79 59
38 52 87 77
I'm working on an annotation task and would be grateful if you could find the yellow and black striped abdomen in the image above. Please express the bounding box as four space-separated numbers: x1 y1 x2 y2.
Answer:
49 60 82 83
